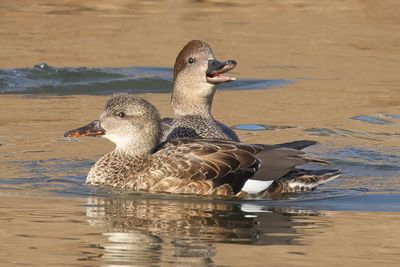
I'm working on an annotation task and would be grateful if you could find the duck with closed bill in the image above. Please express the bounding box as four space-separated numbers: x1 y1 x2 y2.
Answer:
64 94 339 197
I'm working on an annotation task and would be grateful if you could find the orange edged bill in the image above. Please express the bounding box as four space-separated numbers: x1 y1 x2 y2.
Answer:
64 120 105 138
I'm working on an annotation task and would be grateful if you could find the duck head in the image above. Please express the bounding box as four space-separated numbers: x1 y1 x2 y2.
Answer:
64 94 161 155
172 40 237 116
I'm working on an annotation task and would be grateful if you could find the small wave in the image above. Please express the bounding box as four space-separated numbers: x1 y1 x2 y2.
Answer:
232 123 296 131
0 63 292 95
351 115 394 125
307 146 400 184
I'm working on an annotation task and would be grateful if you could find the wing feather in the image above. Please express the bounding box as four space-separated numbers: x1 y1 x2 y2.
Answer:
141 138 330 195
148 139 260 185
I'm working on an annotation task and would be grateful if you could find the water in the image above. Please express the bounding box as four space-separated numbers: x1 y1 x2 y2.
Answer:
0 63 291 95
232 124 296 131
1 0 400 266
1 64 398 205
0 73 399 267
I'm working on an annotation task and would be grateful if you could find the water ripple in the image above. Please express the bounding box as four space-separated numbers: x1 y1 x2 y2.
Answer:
232 124 296 131
0 63 292 95
351 115 394 125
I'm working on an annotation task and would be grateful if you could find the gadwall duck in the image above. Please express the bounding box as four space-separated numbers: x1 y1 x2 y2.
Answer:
160 40 339 194
161 40 240 142
65 94 339 197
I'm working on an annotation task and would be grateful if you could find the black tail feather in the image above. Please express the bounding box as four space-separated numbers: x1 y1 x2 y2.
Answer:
276 140 318 150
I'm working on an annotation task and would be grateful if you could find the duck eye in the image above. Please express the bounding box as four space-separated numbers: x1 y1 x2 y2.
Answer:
188 57 195 64
116 112 126 118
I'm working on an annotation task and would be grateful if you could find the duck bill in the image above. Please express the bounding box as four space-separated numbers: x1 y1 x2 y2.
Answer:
64 120 105 138
206 59 237 84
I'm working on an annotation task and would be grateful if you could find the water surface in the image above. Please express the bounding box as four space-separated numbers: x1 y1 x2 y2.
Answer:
0 0 400 266
0 63 291 95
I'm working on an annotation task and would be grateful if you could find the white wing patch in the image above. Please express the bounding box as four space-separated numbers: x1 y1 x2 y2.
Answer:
241 179 274 194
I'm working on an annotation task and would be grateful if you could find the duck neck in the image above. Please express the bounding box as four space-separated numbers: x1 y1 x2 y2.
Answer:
171 79 215 118
104 126 161 157
114 141 153 157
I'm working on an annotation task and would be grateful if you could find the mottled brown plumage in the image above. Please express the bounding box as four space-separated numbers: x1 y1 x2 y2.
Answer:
260 169 341 198
65 94 339 197
160 40 340 195
87 137 276 196
64 94 257 196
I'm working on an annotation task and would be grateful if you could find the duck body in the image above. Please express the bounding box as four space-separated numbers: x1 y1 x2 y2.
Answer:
87 138 260 196
65 94 339 198
86 137 338 197
159 40 340 195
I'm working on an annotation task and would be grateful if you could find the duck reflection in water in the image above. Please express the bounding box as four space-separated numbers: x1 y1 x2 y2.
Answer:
85 196 320 266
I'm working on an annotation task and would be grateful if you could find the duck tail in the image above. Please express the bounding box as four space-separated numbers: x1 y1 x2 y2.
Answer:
276 140 318 150
264 169 341 198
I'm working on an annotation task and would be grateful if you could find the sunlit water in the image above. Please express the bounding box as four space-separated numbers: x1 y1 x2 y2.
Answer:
1 64 399 266
1 0 400 266
0 63 291 95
